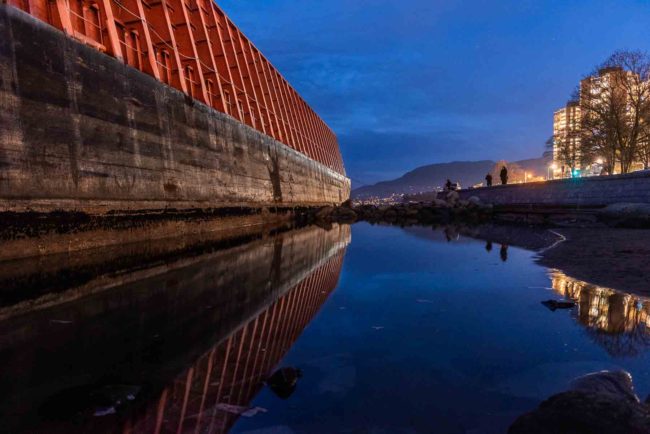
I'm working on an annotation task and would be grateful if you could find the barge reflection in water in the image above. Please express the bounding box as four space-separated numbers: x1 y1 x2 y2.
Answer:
0 224 350 434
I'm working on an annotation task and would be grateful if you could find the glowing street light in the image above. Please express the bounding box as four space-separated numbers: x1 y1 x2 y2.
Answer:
548 163 558 180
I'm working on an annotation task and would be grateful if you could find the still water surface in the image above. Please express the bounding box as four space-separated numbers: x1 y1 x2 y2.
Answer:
232 223 650 433
1 222 650 433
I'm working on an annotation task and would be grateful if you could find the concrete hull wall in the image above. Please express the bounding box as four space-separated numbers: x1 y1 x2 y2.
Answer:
0 5 350 215
458 171 650 207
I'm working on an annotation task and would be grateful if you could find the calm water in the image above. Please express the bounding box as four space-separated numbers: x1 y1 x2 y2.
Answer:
1 222 650 433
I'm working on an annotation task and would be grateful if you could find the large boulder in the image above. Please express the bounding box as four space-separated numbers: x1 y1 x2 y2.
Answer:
598 203 650 228
417 207 437 221
333 207 357 222
405 207 419 217
570 371 639 403
509 370 650 434
445 190 459 205
266 367 302 400
467 196 482 208
315 206 334 221
467 195 494 212
383 208 397 218
432 199 450 208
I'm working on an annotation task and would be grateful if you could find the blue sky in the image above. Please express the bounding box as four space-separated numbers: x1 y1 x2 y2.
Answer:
219 0 650 185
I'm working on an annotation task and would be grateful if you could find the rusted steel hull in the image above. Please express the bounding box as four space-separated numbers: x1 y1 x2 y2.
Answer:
0 5 350 215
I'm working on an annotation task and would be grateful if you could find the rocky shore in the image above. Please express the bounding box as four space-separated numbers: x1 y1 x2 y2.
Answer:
509 371 650 434
536 228 650 296
309 191 494 226
310 194 650 230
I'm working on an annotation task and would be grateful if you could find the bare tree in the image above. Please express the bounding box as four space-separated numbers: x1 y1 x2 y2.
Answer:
577 85 617 174
555 134 582 173
637 138 650 169
579 51 650 174
543 136 554 159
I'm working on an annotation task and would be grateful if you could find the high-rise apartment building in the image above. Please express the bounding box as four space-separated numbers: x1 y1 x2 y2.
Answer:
552 66 645 177
552 101 581 177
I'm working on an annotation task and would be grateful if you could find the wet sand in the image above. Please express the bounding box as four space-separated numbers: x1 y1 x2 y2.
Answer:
537 228 650 296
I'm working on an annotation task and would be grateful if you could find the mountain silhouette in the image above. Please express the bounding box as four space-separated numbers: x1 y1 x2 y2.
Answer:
352 156 549 199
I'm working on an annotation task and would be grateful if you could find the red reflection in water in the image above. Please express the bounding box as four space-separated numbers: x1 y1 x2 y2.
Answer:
124 251 345 434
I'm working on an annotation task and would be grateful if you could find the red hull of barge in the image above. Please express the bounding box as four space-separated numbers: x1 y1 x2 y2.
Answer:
0 4 350 215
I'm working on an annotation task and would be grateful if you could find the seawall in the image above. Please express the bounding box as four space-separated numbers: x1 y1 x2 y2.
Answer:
458 171 650 208
0 5 350 215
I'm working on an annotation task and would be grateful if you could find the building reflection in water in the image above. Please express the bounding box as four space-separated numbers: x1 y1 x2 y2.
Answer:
0 224 350 434
550 270 650 357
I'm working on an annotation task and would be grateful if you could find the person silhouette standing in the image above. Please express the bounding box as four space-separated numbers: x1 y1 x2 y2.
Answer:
485 173 493 187
500 166 508 185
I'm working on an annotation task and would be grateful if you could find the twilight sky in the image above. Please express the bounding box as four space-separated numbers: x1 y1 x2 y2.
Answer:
219 0 650 185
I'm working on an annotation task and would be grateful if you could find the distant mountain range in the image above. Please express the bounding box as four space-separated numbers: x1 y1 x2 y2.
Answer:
352 156 550 199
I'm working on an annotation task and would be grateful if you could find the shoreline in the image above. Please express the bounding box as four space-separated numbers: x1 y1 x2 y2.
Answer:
535 228 650 297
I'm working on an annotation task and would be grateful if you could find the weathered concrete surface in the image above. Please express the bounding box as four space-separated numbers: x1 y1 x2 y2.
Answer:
0 5 350 215
0 222 350 319
0 209 294 260
0 211 297 260
458 171 650 208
